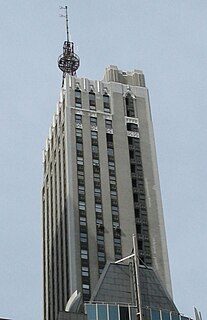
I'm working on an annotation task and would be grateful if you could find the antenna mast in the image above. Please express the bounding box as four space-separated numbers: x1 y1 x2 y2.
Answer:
58 6 80 85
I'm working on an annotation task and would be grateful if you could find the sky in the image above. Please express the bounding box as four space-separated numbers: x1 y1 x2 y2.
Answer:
0 1 206 319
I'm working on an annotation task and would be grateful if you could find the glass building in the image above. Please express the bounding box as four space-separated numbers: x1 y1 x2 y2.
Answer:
85 304 192 320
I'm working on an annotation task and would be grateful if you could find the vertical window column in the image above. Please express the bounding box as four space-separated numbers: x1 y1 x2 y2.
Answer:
106 133 122 261
91 130 106 275
128 136 152 266
75 128 91 301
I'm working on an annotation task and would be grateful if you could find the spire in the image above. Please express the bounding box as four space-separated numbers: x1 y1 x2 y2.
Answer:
58 6 80 85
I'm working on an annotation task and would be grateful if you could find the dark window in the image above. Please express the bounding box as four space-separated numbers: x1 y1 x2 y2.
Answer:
136 224 141 234
132 178 137 188
133 193 138 202
128 137 133 145
127 123 138 132
138 240 143 250
129 150 134 159
131 164 135 173
106 133 113 142
89 92 96 110
103 94 110 113
120 307 129 320
135 208 140 218
126 95 135 117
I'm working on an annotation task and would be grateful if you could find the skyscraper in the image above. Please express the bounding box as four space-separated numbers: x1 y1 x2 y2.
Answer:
42 8 172 320
42 63 174 320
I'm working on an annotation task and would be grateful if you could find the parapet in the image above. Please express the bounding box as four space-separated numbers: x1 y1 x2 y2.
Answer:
103 65 146 87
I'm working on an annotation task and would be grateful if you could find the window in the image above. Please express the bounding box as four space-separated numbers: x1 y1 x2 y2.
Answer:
82 284 90 289
91 131 98 140
81 266 89 276
131 164 135 173
107 148 114 156
94 188 101 195
77 170 84 178
136 224 141 234
106 133 113 142
93 158 99 166
103 95 110 103
133 193 138 202
98 251 105 257
97 235 104 245
120 307 129 320
75 89 82 108
85 305 96 320
114 238 121 245
93 165 100 173
109 176 116 182
105 119 112 129
132 178 137 188
94 180 101 188
126 94 135 117
78 185 85 193
103 94 110 113
108 161 115 170
76 128 82 140
95 203 102 212
93 173 100 182
128 137 133 145
110 190 117 197
111 205 118 212
81 249 88 259
127 123 138 132
77 157 84 165
98 305 107 320
89 92 96 110
138 240 143 250
98 256 105 262
75 114 82 124
80 216 87 226
80 233 87 243
109 306 119 320
75 90 81 98
92 145 98 153
113 221 120 228
90 117 97 127
129 150 134 159
96 218 103 225
79 201 86 210
76 143 83 151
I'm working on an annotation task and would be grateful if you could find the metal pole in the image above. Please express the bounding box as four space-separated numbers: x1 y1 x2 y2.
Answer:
132 234 143 320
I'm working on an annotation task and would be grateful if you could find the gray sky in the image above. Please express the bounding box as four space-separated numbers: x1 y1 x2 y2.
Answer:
0 1 206 319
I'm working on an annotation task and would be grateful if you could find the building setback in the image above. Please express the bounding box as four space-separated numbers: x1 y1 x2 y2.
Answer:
42 65 173 320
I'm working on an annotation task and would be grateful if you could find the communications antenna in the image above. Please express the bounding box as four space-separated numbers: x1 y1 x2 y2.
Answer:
58 6 80 86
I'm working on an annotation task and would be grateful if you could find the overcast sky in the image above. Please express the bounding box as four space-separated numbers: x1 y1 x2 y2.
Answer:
0 1 206 320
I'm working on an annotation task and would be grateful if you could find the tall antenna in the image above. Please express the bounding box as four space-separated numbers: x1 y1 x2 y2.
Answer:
58 6 80 85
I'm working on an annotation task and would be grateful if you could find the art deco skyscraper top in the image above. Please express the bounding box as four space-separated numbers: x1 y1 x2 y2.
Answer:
42 8 172 320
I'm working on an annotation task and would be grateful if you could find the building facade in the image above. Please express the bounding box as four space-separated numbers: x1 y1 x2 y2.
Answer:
42 65 172 320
